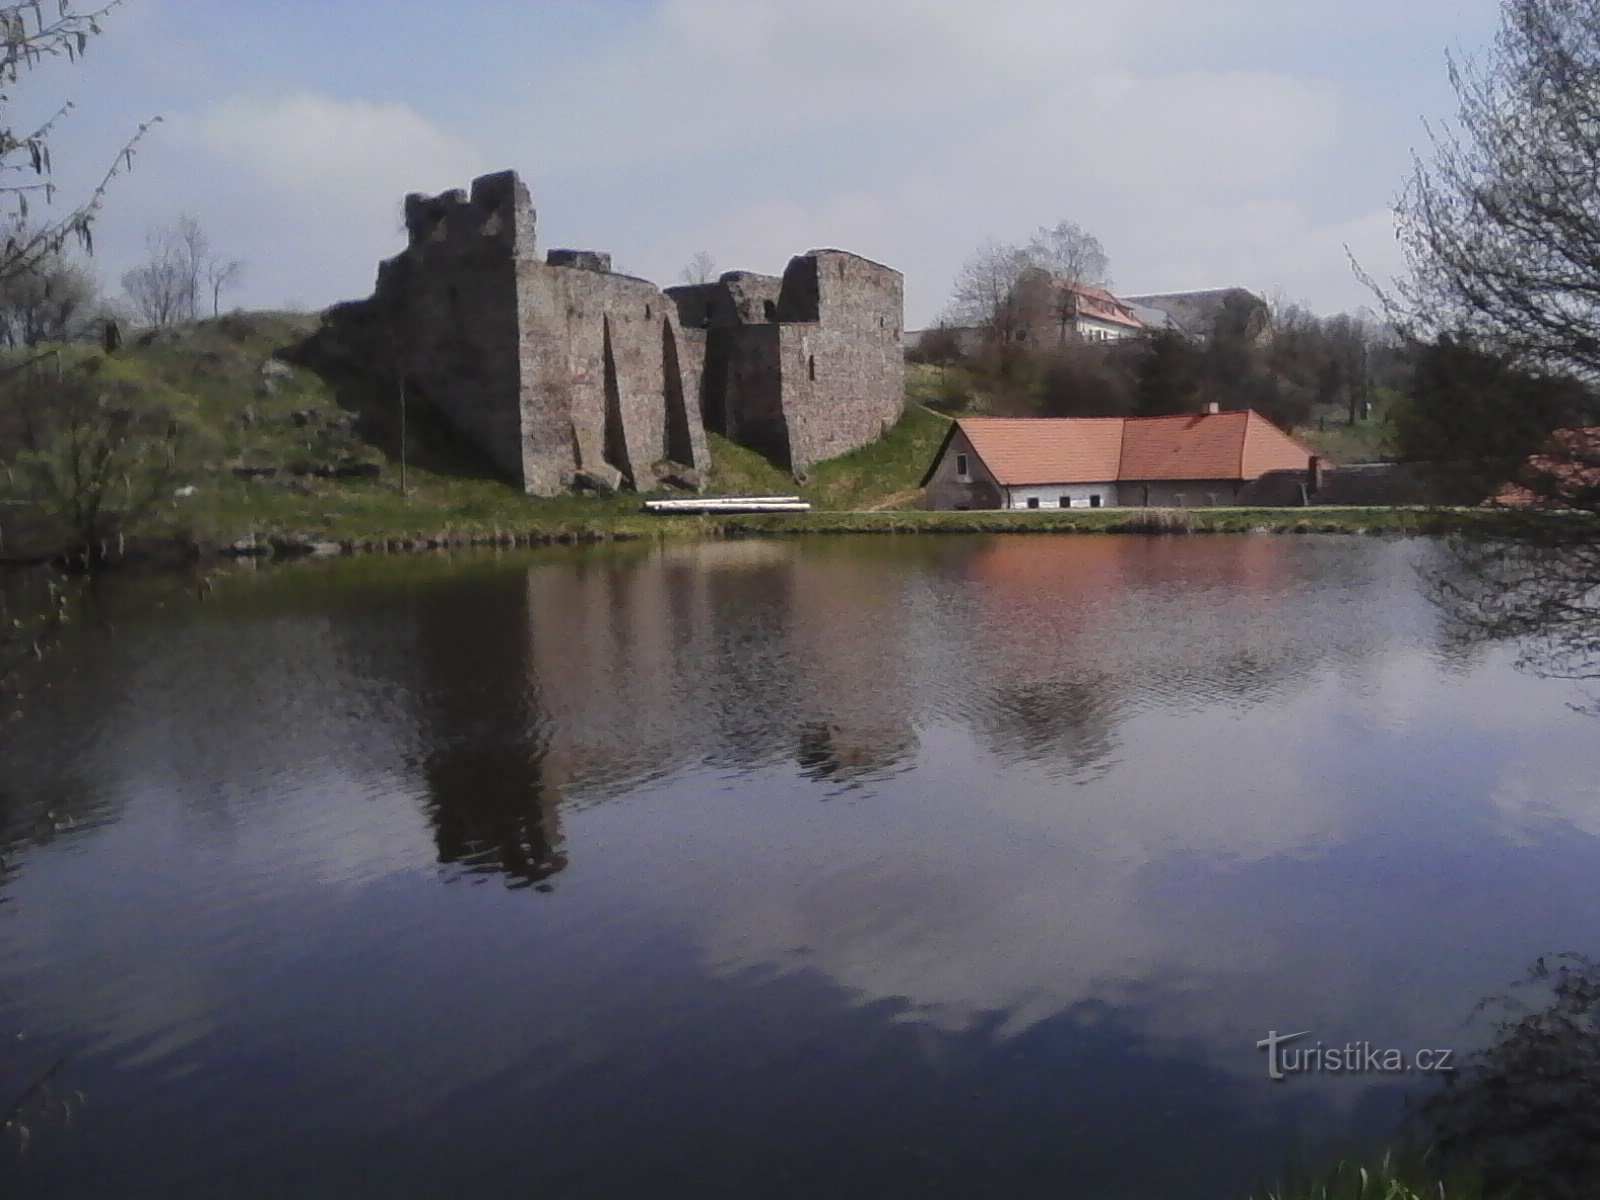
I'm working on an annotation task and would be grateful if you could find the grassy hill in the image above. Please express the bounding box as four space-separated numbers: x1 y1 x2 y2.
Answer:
1 313 951 557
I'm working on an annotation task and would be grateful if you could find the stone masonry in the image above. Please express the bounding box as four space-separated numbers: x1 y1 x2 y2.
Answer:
667 251 905 473
320 169 904 495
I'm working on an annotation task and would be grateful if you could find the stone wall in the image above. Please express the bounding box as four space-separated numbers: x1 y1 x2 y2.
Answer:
515 263 705 494
781 250 905 472
669 251 904 472
326 170 902 493
333 170 708 496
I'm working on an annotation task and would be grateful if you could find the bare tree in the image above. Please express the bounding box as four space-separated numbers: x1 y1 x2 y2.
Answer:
945 239 1033 341
680 250 717 286
1389 0 1600 682
0 3 158 289
1394 0 1600 384
121 216 211 327
947 221 1115 363
206 257 244 317
1025 220 1111 289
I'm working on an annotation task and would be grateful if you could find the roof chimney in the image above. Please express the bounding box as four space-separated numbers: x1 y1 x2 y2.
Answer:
1205 402 1220 415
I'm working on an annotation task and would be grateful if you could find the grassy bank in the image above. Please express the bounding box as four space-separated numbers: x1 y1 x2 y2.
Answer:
701 504 1539 539
0 312 1555 564
174 503 1548 562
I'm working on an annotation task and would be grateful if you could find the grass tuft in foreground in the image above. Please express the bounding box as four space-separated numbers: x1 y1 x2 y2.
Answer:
1253 1151 1485 1200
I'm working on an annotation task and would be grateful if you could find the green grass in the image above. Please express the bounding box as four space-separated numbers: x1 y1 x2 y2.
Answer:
697 504 1534 539
1297 393 1402 463
705 432 797 497
801 403 951 510
5 315 1534 561
1252 1150 1486 1200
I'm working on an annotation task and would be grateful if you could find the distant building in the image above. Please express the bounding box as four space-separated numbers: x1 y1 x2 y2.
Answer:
921 409 1323 510
904 283 1274 367
1006 269 1147 345
1121 287 1271 345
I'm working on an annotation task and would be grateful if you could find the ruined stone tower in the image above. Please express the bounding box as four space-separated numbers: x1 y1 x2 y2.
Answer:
322 170 903 494
667 251 905 473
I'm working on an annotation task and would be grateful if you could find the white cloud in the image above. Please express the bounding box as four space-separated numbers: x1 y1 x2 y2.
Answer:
63 1 1501 318
190 93 486 221
117 93 491 310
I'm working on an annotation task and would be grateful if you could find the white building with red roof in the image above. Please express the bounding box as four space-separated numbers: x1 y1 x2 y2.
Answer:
1006 268 1148 346
921 409 1324 510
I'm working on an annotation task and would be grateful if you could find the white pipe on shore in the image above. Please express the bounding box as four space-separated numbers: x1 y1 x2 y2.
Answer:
644 497 811 514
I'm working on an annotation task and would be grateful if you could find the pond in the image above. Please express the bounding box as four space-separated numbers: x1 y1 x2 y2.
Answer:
2 534 1597 1199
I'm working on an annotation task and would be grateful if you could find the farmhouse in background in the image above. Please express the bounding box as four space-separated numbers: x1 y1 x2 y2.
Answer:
921 408 1323 510
1006 269 1148 344
316 170 904 495
904 283 1269 357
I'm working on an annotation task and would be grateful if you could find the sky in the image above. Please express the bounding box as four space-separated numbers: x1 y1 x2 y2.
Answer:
19 0 1506 328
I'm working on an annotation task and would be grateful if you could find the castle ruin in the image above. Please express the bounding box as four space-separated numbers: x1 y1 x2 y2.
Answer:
322 170 904 495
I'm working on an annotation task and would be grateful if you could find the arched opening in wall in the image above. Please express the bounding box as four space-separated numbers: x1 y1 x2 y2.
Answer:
808 355 816 382
600 316 635 487
763 299 777 322
661 319 695 468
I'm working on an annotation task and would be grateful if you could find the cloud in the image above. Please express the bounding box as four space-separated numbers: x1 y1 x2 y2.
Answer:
68 1 1498 318
127 93 489 309
191 93 486 221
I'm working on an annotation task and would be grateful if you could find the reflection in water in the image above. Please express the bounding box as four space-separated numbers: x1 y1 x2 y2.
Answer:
1424 953 1600 1199
407 569 568 889
0 535 1597 1198
1429 534 1600 694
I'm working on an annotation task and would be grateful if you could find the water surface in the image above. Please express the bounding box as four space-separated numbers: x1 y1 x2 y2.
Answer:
3 535 1597 1199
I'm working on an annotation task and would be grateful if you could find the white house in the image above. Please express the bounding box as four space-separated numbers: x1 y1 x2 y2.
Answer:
921 410 1323 511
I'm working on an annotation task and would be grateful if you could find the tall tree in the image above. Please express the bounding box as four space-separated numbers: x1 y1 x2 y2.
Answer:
945 239 1034 371
122 215 226 328
1392 0 1600 682
1025 220 1110 288
1396 0 1600 383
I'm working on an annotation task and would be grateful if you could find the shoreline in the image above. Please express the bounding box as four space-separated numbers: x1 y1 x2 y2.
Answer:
0 505 1567 572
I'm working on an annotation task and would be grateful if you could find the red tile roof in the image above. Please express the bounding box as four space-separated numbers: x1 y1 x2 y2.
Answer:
943 412 1317 486
954 417 1125 485
1067 282 1146 331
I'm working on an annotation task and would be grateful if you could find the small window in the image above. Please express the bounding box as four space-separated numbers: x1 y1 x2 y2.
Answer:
955 453 969 477
1026 497 1040 509
807 355 816 381
645 303 652 319
763 299 777 321
1089 495 1102 508
1059 496 1072 508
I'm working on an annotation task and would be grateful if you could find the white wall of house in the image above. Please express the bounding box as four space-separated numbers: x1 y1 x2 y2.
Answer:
1005 483 1121 509
1075 315 1141 343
